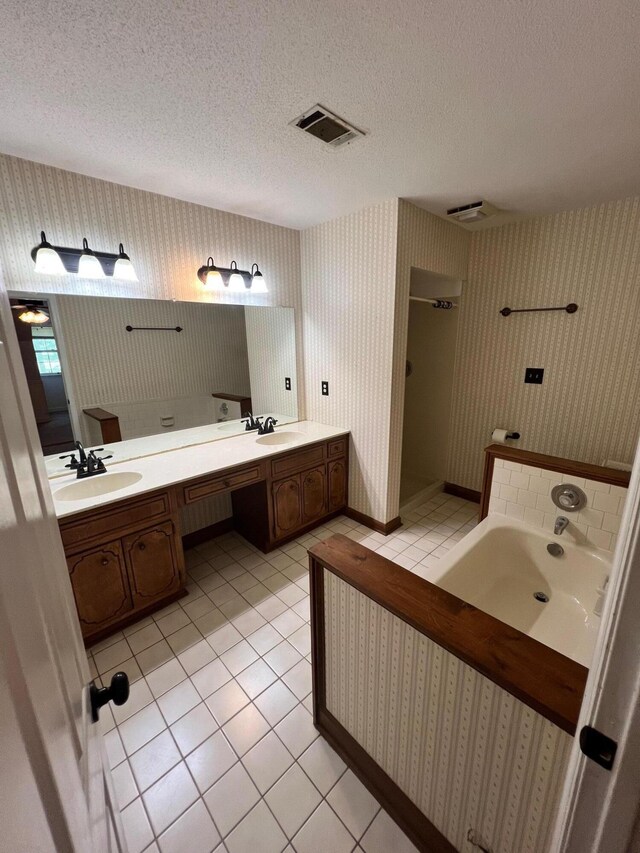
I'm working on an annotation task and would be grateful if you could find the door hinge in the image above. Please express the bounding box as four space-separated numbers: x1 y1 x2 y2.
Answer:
579 725 617 770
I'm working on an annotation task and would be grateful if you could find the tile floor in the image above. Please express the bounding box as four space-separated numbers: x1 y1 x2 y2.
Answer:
90 492 478 853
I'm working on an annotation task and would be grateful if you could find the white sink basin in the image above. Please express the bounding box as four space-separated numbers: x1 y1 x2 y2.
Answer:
255 431 302 446
55 471 143 501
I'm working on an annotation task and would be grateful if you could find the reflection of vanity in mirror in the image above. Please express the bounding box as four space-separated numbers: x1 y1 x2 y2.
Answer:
9 293 299 475
11 290 349 646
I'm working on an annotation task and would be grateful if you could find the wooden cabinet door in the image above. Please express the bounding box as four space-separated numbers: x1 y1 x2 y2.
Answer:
301 465 327 524
123 521 180 606
272 476 302 539
328 458 347 511
67 540 133 635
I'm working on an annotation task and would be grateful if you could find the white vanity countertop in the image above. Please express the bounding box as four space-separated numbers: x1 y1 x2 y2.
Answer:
51 420 349 520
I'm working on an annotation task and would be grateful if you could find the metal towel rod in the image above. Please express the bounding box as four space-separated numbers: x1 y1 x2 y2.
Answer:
125 325 183 333
500 303 578 317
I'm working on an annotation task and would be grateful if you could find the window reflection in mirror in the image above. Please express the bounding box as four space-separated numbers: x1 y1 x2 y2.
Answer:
9 293 298 476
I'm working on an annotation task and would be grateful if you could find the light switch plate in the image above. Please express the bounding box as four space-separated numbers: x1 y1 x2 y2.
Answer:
321 380 329 396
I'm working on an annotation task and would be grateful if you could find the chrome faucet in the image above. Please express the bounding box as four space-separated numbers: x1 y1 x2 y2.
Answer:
257 416 278 435
554 516 569 535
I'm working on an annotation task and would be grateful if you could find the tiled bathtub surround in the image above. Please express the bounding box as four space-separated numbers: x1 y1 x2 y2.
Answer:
89 494 477 853
488 459 627 552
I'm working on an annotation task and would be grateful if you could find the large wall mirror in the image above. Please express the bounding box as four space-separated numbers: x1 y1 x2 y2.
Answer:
9 293 298 475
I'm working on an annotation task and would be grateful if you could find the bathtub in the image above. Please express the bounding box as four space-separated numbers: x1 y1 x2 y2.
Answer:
428 514 611 667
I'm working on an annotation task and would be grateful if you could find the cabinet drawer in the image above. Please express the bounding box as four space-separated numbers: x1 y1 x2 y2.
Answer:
183 463 264 504
327 437 347 459
270 444 324 478
60 491 172 551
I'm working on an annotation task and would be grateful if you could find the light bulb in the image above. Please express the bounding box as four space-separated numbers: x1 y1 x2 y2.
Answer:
33 232 66 275
250 264 267 293
205 269 224 290
78 238 105 279
113 243 138 281
228 261 245 293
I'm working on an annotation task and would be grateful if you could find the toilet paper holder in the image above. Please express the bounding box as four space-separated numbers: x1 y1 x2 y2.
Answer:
492 428 521 441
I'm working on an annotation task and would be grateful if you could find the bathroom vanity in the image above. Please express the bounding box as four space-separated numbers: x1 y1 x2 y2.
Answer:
54 423 349 645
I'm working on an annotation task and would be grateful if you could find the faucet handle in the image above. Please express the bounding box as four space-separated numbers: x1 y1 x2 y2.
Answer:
60 453 80 469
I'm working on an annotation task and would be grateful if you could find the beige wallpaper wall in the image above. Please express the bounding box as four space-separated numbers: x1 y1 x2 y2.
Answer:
388 200 470 518
244 306 297 417
0 153 305 416
301 199 400 520
325 570 572 853
448 196 640 491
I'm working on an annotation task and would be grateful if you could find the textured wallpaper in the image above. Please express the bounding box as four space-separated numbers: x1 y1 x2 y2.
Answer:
301 199 399 520
244 306 297 417
325 571 572 853
449 197 640 490
389 200 470 517
0 153 305 417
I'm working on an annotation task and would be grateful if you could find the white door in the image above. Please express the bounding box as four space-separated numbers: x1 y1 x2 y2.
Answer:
0 267 124 852
551 434 640 852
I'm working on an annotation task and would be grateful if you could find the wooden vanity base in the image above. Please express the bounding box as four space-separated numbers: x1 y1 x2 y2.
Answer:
58 435 349 646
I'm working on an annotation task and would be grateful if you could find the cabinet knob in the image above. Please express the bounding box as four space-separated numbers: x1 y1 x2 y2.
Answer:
101 558 109 566
138 543 146 551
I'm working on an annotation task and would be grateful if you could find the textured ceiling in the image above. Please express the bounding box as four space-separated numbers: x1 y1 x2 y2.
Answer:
1 0 639 228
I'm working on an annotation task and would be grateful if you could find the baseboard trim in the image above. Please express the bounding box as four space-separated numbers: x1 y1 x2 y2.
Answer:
316 708 455 853
345 507 402 535
182 517 234 549
443 482 481 503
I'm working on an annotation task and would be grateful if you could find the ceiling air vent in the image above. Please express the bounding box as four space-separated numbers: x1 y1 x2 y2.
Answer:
446 200 500 224
291 104 365 148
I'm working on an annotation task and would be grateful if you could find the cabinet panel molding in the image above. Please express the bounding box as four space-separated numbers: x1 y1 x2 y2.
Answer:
67 541 133 630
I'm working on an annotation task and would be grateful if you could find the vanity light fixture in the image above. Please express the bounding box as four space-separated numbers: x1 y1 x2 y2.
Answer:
227 261 245 293
196 258 268 293
203 257 224 291
77 238 106 279
31 233 138 280
250 263 267 293
113 243 138 281
33 232 66 275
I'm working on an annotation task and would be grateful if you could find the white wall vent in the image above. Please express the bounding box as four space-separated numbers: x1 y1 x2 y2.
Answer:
291 105 365 148
446 200 500 224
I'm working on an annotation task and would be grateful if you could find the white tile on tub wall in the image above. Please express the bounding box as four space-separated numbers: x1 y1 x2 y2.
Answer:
493 467 512 485
593 491 623 515
603 513 621 534
516 489 538 508
587 527 613 551
498 484 519 503
523 507 544 527
586 478 612 493
528 476 550 496
576 507 604 529
503 461 522 472
509 471 531 490
505 503 525 521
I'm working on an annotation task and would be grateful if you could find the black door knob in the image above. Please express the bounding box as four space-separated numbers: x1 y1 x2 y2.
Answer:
90 671 130 723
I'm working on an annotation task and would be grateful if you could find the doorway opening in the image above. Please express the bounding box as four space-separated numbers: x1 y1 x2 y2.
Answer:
400 268 462 508
9 297 75 454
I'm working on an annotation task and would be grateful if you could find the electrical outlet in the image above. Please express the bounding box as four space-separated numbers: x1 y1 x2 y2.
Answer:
285 377 291 391
321 380 329 396
525 367 544 384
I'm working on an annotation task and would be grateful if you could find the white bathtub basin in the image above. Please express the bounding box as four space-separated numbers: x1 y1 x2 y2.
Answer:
430 515 611 667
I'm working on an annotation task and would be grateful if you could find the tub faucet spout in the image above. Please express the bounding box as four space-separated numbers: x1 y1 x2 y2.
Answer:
554 516 569 535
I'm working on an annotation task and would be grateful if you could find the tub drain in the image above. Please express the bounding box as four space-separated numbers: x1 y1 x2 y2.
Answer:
534 591 549 603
